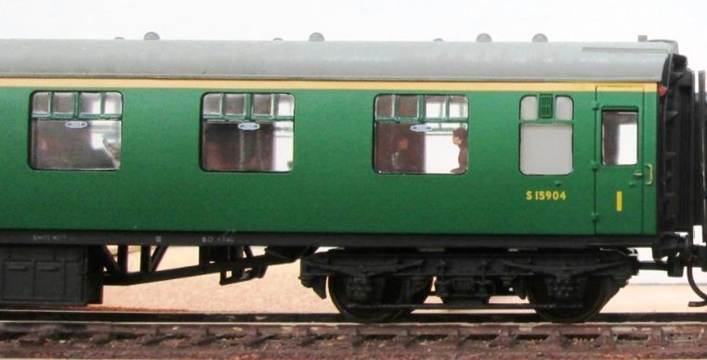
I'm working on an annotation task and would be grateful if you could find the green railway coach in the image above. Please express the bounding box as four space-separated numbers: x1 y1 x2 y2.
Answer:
0 37 705 322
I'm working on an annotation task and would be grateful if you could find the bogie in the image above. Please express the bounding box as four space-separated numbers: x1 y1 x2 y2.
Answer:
301 248 637 322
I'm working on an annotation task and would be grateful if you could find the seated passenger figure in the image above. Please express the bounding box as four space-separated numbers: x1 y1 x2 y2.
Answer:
391 136 423 173
203 124 238 171
451 127 468 174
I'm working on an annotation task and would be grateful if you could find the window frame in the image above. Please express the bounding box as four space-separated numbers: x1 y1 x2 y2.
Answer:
200 92 295 173
601 109 639 166
29 90 124 171
373 93 470 175
518 93 574 176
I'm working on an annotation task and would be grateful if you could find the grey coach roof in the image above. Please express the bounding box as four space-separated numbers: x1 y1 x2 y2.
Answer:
0 39 675 82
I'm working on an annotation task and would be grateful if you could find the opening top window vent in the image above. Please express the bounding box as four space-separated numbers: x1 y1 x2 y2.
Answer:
202 93 294 121
375 94 468 122
32 91 123 119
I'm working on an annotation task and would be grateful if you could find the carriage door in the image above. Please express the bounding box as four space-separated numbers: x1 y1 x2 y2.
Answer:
595 86 644 234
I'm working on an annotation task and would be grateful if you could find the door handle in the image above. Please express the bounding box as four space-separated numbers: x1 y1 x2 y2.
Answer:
645 163 654 186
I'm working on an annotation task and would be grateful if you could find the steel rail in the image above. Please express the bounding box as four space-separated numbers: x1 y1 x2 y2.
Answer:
1 316 707 359
4 309 707 324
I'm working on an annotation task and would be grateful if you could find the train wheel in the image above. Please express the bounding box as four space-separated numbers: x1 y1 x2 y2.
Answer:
328 275 415 322
528 276 616 323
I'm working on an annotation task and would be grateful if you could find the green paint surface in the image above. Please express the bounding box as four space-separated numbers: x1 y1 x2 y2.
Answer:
0 86 657 235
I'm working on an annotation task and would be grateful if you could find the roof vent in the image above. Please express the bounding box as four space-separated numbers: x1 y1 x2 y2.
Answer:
532 33 548 43
308 32 325 42
114 37 125 40
476 33 492 43
144 32 160 41
433 38 444 42
273 37 283 41
637 35 648 42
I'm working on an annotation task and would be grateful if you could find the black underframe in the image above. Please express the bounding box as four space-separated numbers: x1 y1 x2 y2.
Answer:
98 244 296 286
0 229 657 249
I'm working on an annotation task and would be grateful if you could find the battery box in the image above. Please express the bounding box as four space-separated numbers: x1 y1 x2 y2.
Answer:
0 246 102 305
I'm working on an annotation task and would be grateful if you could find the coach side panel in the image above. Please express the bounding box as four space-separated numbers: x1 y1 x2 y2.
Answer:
0 81 655 237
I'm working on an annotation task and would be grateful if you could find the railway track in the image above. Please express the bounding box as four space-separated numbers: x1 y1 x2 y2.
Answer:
1 310 707 359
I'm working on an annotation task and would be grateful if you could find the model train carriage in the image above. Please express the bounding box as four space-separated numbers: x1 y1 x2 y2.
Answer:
0 38 704 322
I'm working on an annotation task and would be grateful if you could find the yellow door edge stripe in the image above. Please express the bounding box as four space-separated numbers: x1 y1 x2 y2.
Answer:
0 78 658 92
616 191 624 212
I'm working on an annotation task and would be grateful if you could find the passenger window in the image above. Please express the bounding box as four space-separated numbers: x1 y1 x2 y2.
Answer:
520 124 573 175
602 111 638 165
30 91 122 170
252 94 273 116
519 94 573 175
80 93 102 115
52 92 76 116
448 96 468 119
424 96 445 118
375 95 394 119
224 94 245 116
397 95 419 118
201 93 294 172
103 92 123 115
520 96 538 120
276 94 295 117
555 96 573 121
374 94 469 175
202 93 223 116
31 92 50 116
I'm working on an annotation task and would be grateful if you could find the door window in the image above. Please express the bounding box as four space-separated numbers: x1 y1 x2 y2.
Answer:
602 111 638 166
